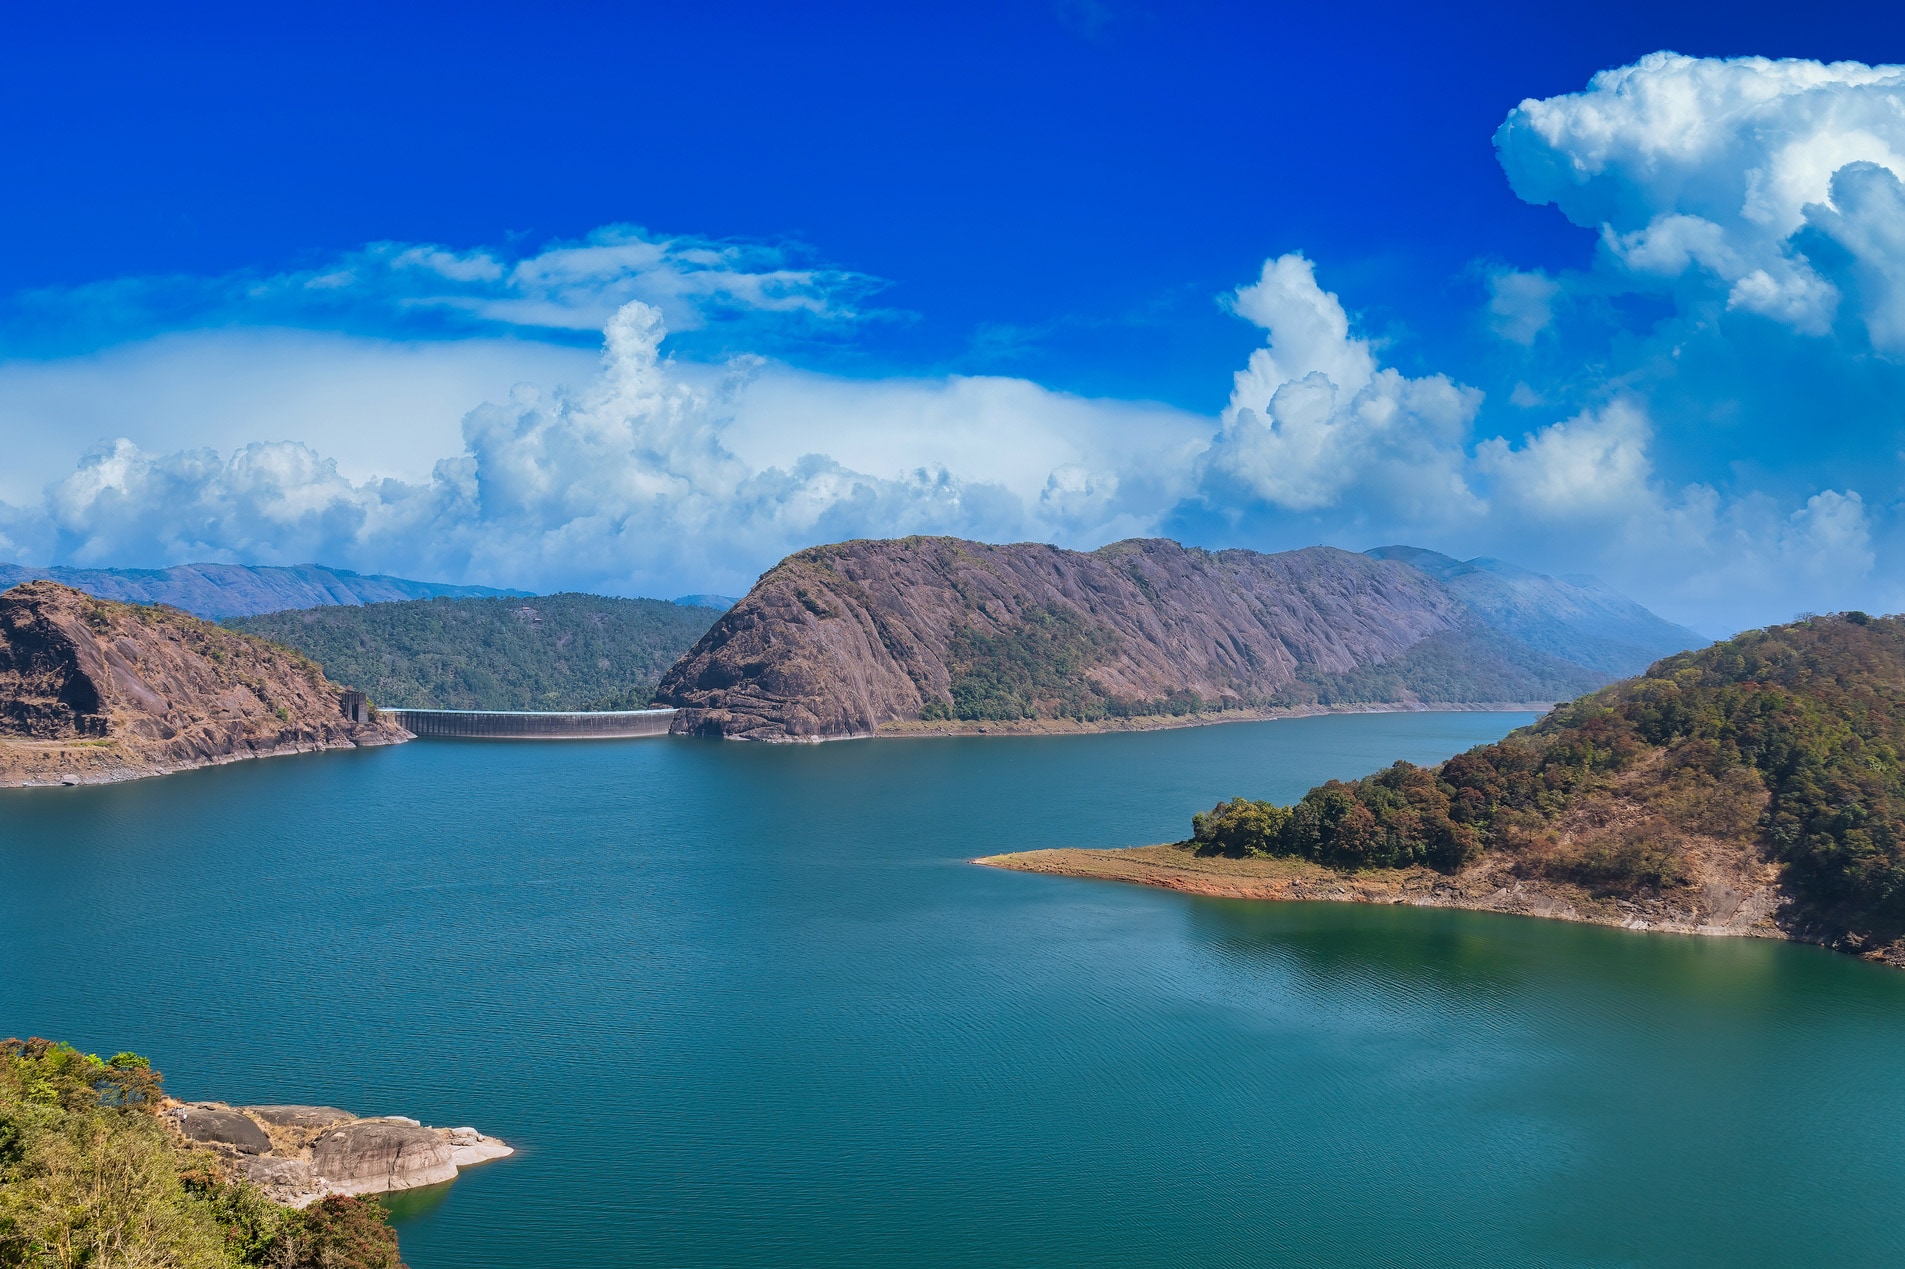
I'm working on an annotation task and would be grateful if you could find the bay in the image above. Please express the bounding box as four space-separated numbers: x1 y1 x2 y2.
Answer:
4 711 1903 1266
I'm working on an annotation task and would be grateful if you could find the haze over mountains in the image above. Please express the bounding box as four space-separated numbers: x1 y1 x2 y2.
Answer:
658 537 1704 740
0 561 521 618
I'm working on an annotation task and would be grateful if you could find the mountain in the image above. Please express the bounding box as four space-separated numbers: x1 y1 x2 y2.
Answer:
227 593 719 710
0 581 406 787
654 536 1700 741
994 610 1905 965
0 562 522 619
674 594 741 611
1364 545 1706 677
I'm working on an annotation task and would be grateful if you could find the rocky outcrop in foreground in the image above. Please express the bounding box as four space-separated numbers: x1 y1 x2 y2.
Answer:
169 1101 512 1206
655 536 1699 740
0 581 408 787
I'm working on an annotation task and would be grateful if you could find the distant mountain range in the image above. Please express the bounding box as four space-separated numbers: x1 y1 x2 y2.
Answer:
0 562 746 622
657 537 1707 740
1362 546 1701 678
0 562 523 618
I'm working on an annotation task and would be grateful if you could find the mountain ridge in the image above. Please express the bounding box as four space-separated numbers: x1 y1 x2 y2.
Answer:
0 561 523 619
655 536 1701 740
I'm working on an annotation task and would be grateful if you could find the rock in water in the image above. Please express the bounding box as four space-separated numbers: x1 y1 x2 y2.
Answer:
311 1121 459 1195
164 1101 513 1207
0 581 409 787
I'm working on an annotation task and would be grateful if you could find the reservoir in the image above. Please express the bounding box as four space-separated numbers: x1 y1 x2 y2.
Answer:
5 711 1905 1266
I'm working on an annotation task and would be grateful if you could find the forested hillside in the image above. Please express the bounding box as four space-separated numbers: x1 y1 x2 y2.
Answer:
1189 611 1905 953
230 594 717 711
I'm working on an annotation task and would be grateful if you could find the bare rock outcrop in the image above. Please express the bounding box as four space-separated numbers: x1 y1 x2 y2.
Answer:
656 537 1622 740
0 581 409 787
164 1101 512 1207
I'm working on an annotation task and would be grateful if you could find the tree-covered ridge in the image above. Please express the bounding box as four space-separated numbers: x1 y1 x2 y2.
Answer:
228 593 717 711
1192 612 1905 938
0 1037 404 1268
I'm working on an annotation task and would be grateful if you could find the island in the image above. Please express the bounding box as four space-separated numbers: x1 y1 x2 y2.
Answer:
982 611 1905 967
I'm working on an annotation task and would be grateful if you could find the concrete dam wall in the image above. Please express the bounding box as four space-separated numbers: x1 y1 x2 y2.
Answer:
381 708 678 740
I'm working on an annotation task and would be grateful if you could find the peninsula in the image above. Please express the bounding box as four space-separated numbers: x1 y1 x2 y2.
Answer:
0 581 407 788
656 536 1700 740
982 611 1905 966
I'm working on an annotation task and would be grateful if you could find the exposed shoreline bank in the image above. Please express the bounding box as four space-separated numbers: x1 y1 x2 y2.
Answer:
971 842 1905 966
839 701 1552 743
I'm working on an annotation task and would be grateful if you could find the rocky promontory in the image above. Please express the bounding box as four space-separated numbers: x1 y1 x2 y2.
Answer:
168 1101 512 1206
985 612 1905 968
655 536 1699 741
0 581 408 787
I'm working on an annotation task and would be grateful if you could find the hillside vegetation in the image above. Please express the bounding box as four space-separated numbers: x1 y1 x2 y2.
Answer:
0 1037 403 1269
1190 611 1905 951
229 594 716 711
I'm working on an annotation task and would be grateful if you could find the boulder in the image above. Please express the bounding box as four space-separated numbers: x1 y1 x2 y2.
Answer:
172 1106 271 1155
244 1104 354 1129
311 1120 458 1194
233 1155 315 1189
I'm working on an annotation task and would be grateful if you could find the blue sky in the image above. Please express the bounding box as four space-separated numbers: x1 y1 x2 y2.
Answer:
4 1 1905 632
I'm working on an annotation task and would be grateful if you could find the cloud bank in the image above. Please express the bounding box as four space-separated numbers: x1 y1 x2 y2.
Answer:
8 52 1905 633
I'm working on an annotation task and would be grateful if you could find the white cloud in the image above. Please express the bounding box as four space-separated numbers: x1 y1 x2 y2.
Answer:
9 302 1210 596
1475 399 1654 520
0 329 594 503
1497 52 1905 344
8 224 888 356
1197 254 1483 523
1486 269 1560 344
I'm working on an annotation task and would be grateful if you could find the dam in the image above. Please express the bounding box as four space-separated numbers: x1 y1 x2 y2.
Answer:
380 707 678 740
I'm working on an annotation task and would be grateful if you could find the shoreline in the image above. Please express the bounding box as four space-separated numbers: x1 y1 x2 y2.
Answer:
874 700 1555 741
0 730 411 790
968 842 1904 959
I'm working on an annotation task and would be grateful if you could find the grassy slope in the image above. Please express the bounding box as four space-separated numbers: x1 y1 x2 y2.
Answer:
228 594 716 711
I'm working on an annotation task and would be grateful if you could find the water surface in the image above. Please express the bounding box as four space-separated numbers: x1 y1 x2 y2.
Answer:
5 712 1903 1266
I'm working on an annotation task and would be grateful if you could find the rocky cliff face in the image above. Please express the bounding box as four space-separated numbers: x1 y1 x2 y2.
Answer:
0 581 408 787
655 537 1646 741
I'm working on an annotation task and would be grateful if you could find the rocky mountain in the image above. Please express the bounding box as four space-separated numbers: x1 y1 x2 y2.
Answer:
0 581 407 787
0 561 521 618
654 536 1702 740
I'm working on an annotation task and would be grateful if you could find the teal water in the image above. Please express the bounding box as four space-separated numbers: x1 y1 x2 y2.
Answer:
5 712 1905 1266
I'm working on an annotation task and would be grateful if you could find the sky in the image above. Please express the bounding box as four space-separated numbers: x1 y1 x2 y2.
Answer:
5 1 1905 634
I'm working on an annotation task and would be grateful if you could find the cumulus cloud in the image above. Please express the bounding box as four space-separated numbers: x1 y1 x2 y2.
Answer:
1197 254 1483 524
9 302 1208 597
1496 51 1905 346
